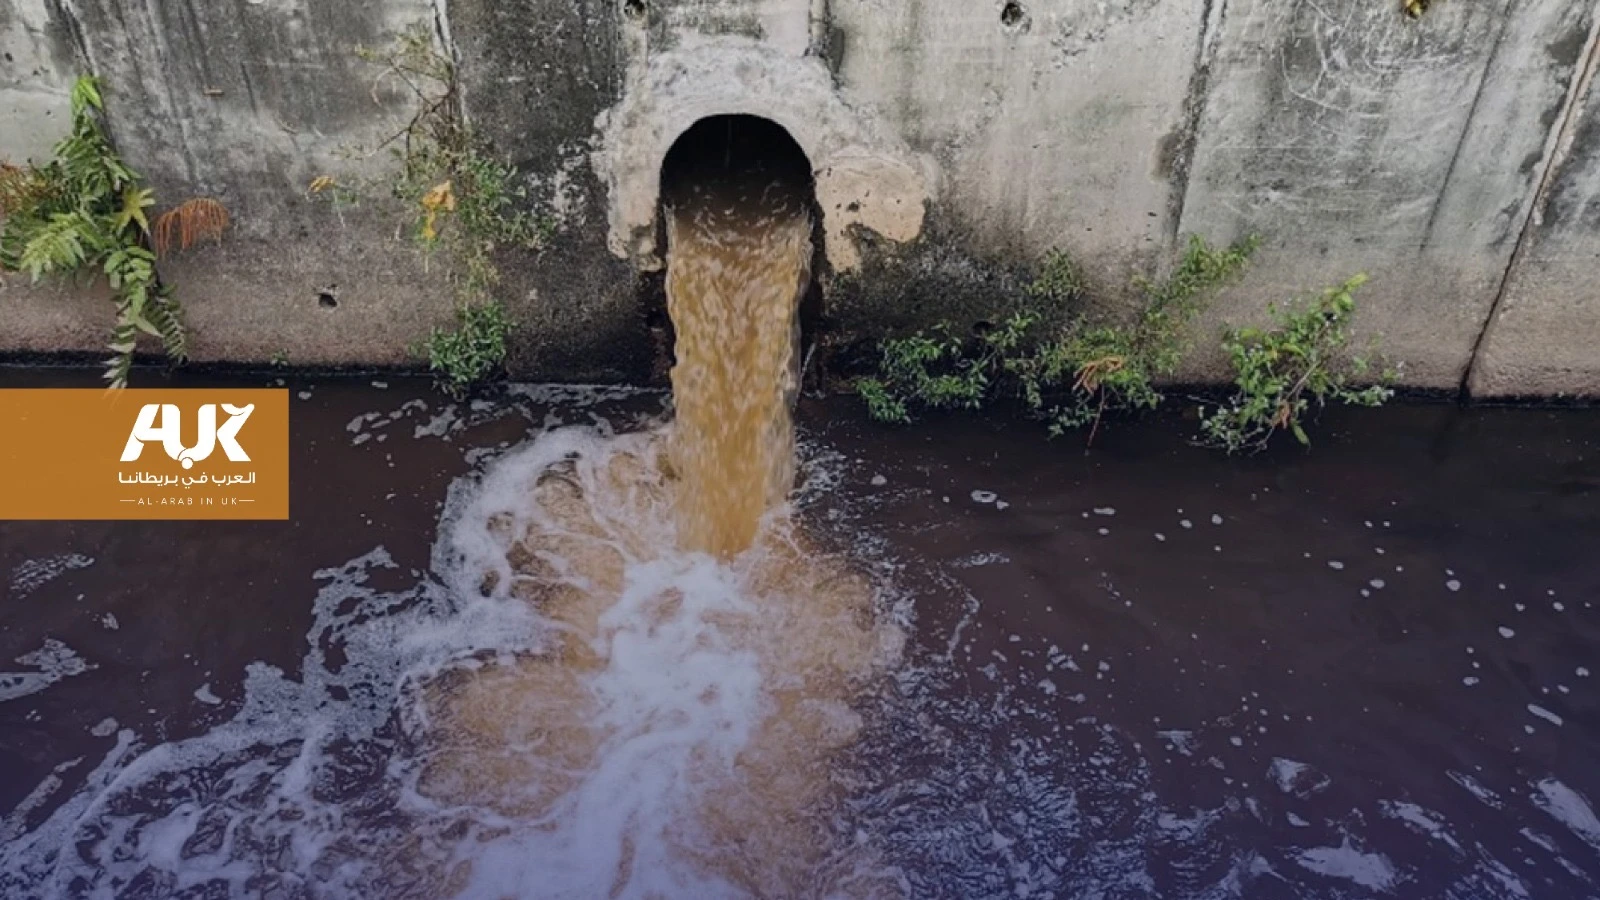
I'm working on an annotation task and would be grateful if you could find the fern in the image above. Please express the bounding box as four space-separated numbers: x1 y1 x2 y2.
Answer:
0 75 217 386
17 214 90 278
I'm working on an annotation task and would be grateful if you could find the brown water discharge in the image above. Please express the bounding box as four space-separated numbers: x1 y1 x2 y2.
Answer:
402 137 900 895
664 175 813 558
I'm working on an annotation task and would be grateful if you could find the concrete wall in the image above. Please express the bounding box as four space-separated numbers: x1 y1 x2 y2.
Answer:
2 0 1599 396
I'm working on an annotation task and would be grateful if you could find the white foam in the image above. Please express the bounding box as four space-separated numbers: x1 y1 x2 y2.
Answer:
0 639 95 703
1294 839 1398 891
8 553 94 598
1380 800 1462 853
1268 758 1329 797
1533 779 1600 851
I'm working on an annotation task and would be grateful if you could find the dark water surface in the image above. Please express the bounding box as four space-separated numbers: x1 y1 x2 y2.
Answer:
1 369 1597 898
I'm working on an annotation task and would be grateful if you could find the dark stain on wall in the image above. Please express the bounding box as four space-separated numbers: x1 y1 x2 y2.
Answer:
820 207 1047 377
449 0 646 381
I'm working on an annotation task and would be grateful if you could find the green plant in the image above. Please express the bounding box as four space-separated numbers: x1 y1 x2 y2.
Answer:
1199 274 1394 454
0 76 211 387
1026 248 1086 306
853 235 1256 440
340 23 553 391
1010 234 1258 442
269 349 290 367
421 300 510 395
854 313 1035 424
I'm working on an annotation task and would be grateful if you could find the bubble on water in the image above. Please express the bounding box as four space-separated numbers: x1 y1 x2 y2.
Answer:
972 490 998 504
1210 514 1223 525
1328 561 1345 570
1463 677 1479 686
869 475 887 487
1093 507 1115 516
1499 627 1515 639
1447 580 1462 592
951 552 1010 569
1527 706 1563 727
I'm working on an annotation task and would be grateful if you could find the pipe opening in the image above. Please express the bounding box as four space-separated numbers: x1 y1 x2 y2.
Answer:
646 115 827 389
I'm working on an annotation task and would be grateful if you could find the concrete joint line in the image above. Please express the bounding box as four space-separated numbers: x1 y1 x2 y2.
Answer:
1166 0 1229 250
1461 1 1600 401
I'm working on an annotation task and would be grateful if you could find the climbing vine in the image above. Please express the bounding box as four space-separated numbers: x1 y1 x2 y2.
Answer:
0 76 226 387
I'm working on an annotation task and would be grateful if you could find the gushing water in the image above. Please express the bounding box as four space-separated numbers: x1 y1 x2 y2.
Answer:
400 166 902 894
664 177 813 559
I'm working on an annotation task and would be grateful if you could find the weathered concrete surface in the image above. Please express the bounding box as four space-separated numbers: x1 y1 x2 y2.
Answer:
1 0 454 369
0 0 75 163
4 0 1600 395
1470 10 1600 398
596 33 934 273
1176 0 1590 391
449 0 651 381
0 272 109 354
828 0 1205 295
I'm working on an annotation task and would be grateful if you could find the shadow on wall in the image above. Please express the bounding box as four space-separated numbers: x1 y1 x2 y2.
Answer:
643 115 828 384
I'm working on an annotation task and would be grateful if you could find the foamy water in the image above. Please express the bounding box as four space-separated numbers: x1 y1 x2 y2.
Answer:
0 417 903 898
4 399 1600 897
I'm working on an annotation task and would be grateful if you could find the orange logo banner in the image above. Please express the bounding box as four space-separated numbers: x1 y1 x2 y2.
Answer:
0 389 289 520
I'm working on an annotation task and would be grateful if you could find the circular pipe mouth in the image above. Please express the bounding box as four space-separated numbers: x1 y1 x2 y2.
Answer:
658 115 814 209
